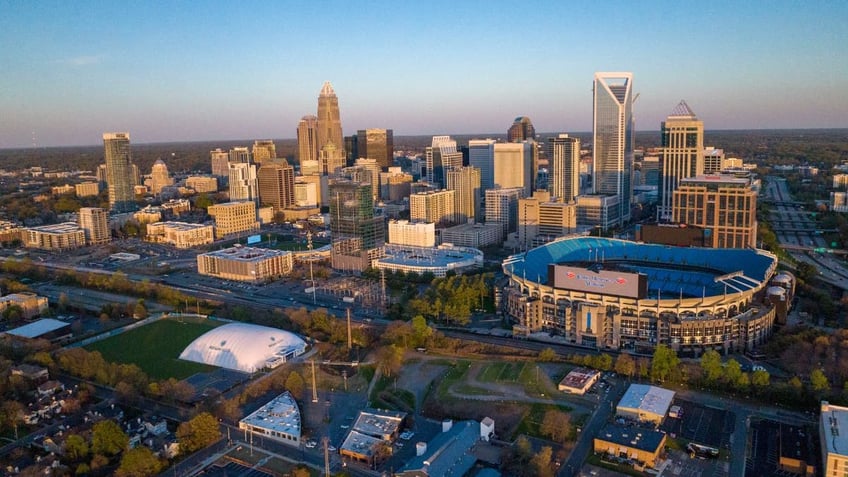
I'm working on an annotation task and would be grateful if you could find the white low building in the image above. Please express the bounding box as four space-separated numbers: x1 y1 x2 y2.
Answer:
372 243 483 278
616 384 675 426
239 391 301 445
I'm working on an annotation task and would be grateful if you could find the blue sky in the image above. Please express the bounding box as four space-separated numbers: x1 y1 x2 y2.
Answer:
1 0 846 147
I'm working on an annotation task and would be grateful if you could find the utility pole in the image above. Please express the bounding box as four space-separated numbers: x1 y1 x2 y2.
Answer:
343 370 348 391
347 307 352 350
310 260 317 304
311 360 318 403
323 436 331 477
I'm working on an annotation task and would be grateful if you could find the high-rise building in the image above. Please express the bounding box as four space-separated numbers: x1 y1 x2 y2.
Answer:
469 139 496 191
576 194 620 231
294 177 320 208
329 180 385 271
446 166 481 224
379 167 413 202
703 147 725 174
672 174 758 248
425 136 463 188
103 132 137 213
210 148 230 178
485 188 523 236
547 134 580 202
593 72 634 226
507 116 536 142
351 158 382 201
658 100 704 221
258 161 295 212
229 147 251 164
493 142 533 197
78 207 110 245
317 81 344 152
297 115 320 164
820 401 848 477
410 190 457 226
357 129 393 169
252 140 277 164
228 162 258 202
388 220 436 247
149 159 174 195
320 143 346 176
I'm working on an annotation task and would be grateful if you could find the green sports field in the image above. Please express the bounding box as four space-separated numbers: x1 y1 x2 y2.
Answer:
85 318 219 380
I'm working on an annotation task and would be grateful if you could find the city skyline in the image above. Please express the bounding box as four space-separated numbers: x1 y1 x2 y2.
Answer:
1 1 846 148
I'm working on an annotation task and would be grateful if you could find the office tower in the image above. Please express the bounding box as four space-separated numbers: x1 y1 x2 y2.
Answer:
149 159 174 195
672 174 758 248
446 166 481 224
353 158 382 201
493 142 533 197
252 140 277 164
703 147 725 174
208 201 260 239
228 162 258 201
640 156 661 186
258 160 295 211
658 100 704 221
423 136 463 188
576 194 620 231
356 129 394 169
317 81 344 152
485 188 523 236
78 207 110 245
593 72 634 226
96 164 108 184
379 167 413 202
508 116 536 142
103 132 137 213
469 139 496 191
297 115 320 164
410 190 457 226
294 177 320 207
547 134 580 202
210 148 230 177
329 180 385 271
228 146 251 164
320 143 346 176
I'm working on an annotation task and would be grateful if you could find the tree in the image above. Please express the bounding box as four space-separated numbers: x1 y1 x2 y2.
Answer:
116 447 164 477
650 344 679 383
538 348 557 362
811 369 830 392
291 467 311 477
614 353 636 378
133 300 148 319
700 349 723 382
539 410 571 443
92 419 129 456
529 446 555 477
751 369 770 388
724 359 743 385
285 371 305 400
65 434 89 462
375 345 404 377
90 454 109 471
410 315 433 347
176 412 221 453
594 353 613 371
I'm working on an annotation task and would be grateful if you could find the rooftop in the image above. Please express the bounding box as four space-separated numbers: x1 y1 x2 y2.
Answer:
4 318 70 339
596 424 666 453
399 420 480 477
26 222 82 234
376 244 483 269
150 221 212 232
352 409 406 439
340 430 383 458
559 368 600 390
240 392 301 439
618 384 675 419
821 401 848 457
200 246 291 262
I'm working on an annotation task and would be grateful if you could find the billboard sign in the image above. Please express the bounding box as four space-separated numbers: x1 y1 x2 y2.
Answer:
247 234 261 245
548 264 647 299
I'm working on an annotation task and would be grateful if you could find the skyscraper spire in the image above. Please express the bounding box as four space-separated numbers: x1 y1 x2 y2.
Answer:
669 100 697 118
316 81 345 174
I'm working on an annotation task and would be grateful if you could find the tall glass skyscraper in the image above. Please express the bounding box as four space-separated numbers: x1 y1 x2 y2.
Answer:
103 132 136 213
317 82 345 175
297 115 319 163
593 72 634 225
469 138 496 191
356 129 394 169
547 134 580 203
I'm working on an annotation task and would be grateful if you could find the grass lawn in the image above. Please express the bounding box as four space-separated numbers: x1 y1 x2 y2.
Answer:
514 402 573 437
85 318 218 380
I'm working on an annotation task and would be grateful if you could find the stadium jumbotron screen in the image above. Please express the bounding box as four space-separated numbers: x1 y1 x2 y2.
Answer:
548 264 648 299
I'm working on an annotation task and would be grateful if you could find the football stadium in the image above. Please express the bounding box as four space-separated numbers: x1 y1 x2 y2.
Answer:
502 237 790 355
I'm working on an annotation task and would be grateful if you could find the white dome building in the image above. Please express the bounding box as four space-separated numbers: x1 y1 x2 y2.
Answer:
179 323 307 373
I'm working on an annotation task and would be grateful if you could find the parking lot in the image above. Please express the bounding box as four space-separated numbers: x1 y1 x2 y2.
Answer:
661 399 734 450
746 418 816 477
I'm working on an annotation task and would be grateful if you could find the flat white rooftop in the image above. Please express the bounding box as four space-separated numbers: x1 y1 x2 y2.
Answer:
4 318 69 339
822 401 848 457
200 245 291 262
617 384 675 418
240 392 301 440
